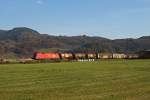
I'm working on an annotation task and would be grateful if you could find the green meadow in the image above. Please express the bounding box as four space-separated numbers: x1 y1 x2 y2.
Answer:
0 60 150 100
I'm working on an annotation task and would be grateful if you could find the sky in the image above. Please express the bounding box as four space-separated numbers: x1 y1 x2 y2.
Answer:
0 0 150 39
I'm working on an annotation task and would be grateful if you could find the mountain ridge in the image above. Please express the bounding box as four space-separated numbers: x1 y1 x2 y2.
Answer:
0 27 150 58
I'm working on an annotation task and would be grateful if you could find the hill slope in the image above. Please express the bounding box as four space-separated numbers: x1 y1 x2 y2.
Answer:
0 27 150 58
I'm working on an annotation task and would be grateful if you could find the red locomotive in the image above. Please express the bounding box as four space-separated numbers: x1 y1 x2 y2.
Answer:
34 52 60 60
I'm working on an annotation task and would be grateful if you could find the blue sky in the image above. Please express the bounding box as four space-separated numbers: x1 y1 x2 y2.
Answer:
0 0 150 39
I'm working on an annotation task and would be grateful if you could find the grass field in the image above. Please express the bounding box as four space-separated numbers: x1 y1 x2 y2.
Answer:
0 60 150 100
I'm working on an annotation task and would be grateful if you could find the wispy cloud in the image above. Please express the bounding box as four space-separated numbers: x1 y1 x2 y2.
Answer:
36 0 44 5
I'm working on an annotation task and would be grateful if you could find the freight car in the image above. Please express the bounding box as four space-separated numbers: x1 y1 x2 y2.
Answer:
87 53 97 59
97 53 113 59
112 53 127 59
139 50 150 59
126 54 139 59
60 53 74 60
74 53 86 59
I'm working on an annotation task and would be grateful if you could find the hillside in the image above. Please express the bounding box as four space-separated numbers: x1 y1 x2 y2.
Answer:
0 27 150 58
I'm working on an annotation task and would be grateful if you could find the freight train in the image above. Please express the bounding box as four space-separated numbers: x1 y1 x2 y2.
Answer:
33 52 139 61
34 52 97 61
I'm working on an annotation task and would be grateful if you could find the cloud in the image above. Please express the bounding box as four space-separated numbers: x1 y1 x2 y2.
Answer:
36 0 44 5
